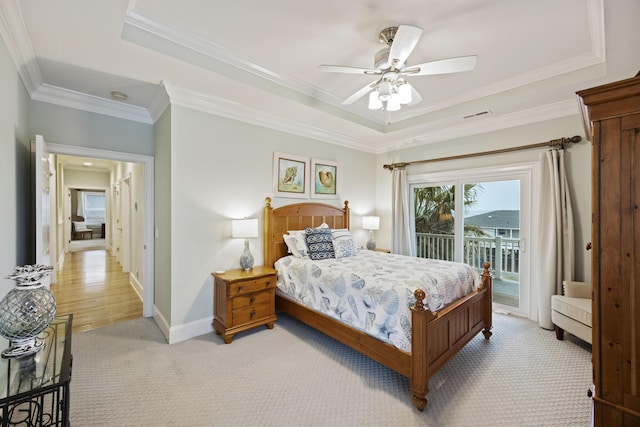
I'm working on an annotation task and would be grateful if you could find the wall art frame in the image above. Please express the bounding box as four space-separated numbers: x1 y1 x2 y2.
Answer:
273 152 309 199
311 158 338 199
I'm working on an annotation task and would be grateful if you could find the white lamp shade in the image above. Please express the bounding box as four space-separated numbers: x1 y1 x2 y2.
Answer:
398 83 412 104
362 216 380 231
378 81 392 101
368 91 382 110
386 98 401 111
232 218 258 238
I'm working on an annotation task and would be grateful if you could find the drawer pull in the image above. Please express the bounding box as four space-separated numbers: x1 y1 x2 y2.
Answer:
236 286 243 293
250 310 256 319
250 296 256 304
265 281 271 286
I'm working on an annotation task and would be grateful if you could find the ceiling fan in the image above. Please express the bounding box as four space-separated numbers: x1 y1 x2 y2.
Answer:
319 25 477 112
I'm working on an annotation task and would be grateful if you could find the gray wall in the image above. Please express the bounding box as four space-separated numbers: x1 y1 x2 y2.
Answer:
154 107 172 324
0 30 31 297
30 101 155 156
165 105 376 330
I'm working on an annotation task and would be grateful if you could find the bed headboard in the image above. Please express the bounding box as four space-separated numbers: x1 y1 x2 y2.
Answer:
263 197 350 268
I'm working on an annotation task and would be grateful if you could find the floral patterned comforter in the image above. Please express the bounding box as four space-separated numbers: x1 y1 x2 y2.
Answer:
275 250 479 353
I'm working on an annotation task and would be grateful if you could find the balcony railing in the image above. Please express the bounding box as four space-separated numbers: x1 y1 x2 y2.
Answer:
415 233 520 280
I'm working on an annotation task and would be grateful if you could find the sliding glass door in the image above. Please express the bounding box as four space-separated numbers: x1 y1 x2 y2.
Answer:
409 166 531 316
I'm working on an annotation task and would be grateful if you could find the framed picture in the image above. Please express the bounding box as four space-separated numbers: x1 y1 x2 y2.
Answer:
273 152 309 198
311 159 338 199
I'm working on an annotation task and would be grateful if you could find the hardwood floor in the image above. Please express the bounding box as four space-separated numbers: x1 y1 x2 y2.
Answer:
52 249 143 334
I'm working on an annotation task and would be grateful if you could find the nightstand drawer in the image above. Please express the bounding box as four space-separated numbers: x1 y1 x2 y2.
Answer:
229 276 275 295
232 302 272 325
232 289 272 309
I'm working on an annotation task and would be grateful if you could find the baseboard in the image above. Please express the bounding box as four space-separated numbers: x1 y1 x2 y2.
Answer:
129 273 143 301
171 317 214 344
152 308 170 343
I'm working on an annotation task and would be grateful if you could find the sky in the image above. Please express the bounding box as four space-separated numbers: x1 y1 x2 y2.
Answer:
465 180 520 216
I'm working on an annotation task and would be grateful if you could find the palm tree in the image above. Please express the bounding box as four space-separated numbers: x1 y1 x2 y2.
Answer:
414 184 488 259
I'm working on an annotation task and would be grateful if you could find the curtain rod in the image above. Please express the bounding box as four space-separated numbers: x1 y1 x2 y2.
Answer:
383 135 582 171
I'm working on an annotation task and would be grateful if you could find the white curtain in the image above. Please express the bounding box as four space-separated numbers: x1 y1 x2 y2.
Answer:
391 168 414 256
537 149 574 329
76 191 85 218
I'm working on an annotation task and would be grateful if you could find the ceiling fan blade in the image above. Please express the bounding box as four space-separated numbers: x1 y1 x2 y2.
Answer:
406 55 477 76
388 25 423 66
341 81 377 105
408 84 422 106
318 65 377 75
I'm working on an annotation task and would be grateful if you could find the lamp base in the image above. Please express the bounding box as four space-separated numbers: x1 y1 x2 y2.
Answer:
366 230 376 251
239 239 254 272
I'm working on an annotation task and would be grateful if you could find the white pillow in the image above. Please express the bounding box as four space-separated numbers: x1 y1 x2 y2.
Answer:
331 228 358 259
283 234 305 258
73 221 88 230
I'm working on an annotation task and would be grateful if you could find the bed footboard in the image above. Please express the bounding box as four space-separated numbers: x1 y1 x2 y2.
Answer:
410 262 493 411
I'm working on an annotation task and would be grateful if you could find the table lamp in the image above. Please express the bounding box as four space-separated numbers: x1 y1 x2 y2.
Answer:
231 218 259 271
362 216 380 251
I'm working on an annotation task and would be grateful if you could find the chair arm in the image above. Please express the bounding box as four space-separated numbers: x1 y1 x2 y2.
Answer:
562 280 591 299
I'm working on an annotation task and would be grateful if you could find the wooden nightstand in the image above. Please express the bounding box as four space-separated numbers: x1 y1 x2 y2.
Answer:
211 266 277 344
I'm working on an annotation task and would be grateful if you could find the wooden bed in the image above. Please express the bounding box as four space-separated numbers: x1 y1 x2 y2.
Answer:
263 197 493 411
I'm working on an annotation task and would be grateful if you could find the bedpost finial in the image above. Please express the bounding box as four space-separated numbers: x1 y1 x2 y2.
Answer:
265 197 272 208
344 200 349 208
414 289 426 310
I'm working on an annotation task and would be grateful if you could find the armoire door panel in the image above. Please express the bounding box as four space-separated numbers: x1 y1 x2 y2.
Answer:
577 76 640 426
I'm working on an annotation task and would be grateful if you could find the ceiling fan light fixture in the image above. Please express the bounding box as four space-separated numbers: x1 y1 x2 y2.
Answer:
386 98 401 112
368 91 383 110
398 83 412 104
378 81 392 101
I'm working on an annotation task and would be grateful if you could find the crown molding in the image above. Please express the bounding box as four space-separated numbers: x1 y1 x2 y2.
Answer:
123 7 382 125
162 82 374 152
379 99 580 153
0 0 42 93
148 86 171 122
32 84 154 124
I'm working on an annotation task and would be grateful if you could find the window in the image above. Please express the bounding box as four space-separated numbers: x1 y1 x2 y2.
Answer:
80 191 106 225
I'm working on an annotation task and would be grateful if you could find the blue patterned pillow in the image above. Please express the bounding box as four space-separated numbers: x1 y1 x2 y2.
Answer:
331 228 358 259
305 227 335 260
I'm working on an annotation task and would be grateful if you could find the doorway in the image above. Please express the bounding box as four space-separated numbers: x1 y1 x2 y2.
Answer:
42 140 155 319
409 164 533 318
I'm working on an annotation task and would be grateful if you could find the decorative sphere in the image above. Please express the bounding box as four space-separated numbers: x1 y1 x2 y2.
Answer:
0 286 57 341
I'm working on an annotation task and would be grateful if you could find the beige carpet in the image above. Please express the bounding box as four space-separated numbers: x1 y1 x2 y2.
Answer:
70 312 592 426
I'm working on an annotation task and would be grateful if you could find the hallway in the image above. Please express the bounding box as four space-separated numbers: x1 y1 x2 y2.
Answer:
52 249 143 334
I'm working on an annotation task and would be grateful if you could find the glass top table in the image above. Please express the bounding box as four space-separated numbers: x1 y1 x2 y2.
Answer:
0 314 72 426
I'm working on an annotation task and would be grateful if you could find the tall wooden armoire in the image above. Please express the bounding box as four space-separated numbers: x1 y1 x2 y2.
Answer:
577 76 640 426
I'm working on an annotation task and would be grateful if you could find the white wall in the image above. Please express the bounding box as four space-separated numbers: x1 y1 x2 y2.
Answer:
165 105 376 338
64 169 110 188
376 115 592 283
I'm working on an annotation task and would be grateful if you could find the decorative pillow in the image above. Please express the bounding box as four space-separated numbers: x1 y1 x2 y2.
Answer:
73 221 87 230
331 228 358 259
286 230 309 257
286 224 329 258
305 227 335 260
283 234 305 258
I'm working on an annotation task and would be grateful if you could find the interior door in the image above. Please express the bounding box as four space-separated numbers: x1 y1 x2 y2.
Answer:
121 177 131 273
34 135 56 285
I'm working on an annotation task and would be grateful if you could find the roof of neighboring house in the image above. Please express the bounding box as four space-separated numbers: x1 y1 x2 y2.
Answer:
464 210 520 229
